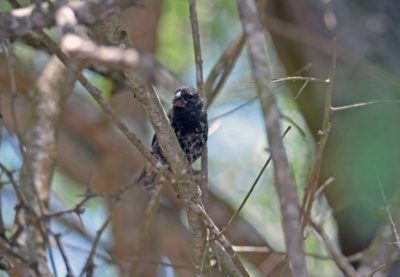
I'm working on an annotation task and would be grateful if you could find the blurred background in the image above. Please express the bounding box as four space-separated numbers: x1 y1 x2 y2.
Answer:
0 0 400 276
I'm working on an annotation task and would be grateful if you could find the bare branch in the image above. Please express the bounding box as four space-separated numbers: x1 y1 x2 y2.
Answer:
79 213 112 277
128 83 210 275
218 126 292 237
272 76 328 84
208 96 257 122
367 257 400 277
61 33 174 88
0 0 144 41
188 0 209 220
301 38 337 231
205 33 245 107
53 233 74 276
301 207 361 277
188 0 205 99
236 0 309 275
188 201 250 276
16 54 74 276
331 100 400 112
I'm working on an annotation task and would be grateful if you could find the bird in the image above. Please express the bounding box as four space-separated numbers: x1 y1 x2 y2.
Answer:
135 86 208 186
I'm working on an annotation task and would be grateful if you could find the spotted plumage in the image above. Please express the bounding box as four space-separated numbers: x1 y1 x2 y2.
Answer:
136 86 208 186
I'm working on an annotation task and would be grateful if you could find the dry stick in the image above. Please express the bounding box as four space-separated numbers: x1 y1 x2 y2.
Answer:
218 126 292 238
236 0 309 276
273 76 328 84
188 0 209 211
331 99 400 112
300 206 361 277
295 79 310 99
301 38 337 231
314 177 335 199
79 212 112 277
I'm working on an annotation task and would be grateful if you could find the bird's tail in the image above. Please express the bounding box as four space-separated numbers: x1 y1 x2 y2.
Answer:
135 164 157 187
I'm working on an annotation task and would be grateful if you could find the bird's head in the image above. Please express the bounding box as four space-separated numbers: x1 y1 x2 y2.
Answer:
172 86 204 114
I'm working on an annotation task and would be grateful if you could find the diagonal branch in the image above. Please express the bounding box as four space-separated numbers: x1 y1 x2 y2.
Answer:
236 0 309 276
34 30 156 167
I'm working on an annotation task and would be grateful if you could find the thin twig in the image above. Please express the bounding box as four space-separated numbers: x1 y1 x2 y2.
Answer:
53 233 74 276
367 256 400 277
79 212 113 277
208 96 258 122
188 0 209 214
314 177 335 199
301 38 337 231
188 0 205 99
295 79 310 99
291 63 312 76
205 33 245 107
280 114 306 137
0 163 30 213
218 126 292 238
272 76 328 84
331 100 400 112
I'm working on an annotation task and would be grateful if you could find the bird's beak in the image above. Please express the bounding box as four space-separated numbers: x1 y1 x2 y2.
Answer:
173 100 185 108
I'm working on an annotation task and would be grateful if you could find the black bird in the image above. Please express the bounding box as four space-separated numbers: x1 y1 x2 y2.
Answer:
136 86 208 186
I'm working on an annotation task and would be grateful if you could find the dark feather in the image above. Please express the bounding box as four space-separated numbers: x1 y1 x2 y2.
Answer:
136 86 208 186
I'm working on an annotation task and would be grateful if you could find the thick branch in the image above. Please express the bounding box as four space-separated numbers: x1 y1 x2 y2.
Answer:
18 56 71 276
129 83 208 275
61 33 174 88
236 0 309 276
0 0 144 41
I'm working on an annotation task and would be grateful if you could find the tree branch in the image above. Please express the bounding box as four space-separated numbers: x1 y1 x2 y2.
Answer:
0 0 144 41
236 0 309 276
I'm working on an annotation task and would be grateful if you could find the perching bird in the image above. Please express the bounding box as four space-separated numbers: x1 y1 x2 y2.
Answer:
136 86 208 186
